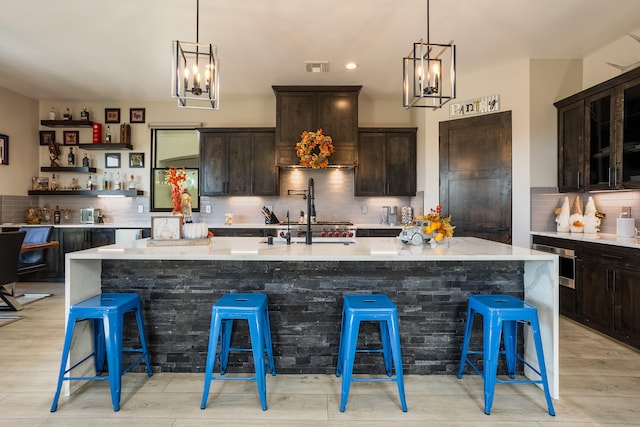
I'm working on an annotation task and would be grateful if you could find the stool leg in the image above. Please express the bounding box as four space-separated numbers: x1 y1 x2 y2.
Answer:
336 306 347 378
248 315 268 411
379 320 393 376
483 316 502 415
93 318 106 375
201 311 223 410
262 306 276 376
387 315 408 412
502 320 517 379
457 306 474 379
529 316 556 416
133 305 153 377
103 312 123 412
51 313 78 412
219 319 233 374
339 317 359 412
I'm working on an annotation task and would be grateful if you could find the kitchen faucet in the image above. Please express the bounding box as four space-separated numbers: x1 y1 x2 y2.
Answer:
306 178 316 245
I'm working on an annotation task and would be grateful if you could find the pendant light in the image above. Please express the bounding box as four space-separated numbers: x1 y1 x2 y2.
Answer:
171 0 220 110
403 0 456 109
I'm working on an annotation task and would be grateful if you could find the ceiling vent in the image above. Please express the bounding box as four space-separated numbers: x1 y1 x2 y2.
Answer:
305 61 329 73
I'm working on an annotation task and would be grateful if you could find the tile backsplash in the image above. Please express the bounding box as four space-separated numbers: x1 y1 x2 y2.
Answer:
531 187 640 234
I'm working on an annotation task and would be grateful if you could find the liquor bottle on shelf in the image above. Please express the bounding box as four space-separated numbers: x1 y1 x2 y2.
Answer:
50 173 58 191
128 174 136 190
68 147 75 166
80 106 90 121
82 154 90 167
86 174 93 190
102 171 110 190
105 126 112 143
114 172 121 190
49 107 56 120
54 206 61 225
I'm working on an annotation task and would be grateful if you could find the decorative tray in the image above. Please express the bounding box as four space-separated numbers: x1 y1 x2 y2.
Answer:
147 238 209 247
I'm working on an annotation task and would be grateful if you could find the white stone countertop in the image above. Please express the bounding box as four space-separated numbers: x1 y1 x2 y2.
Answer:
531 231 640 249
68 236 556 262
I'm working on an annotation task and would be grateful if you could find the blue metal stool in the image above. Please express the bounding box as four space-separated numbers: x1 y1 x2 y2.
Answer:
51 293 153 412
457 294 555 416
335 294 407 412
201 293 276 411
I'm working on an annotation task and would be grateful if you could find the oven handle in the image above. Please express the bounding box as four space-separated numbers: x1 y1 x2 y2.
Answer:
532 243 575 259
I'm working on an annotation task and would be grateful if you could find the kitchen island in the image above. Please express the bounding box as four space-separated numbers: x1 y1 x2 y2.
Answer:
64 236 559 398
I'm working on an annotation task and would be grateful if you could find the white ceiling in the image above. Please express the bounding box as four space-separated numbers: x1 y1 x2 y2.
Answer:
1 0 640 103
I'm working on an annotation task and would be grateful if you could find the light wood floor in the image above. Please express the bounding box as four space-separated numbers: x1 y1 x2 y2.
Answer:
1 282 639 426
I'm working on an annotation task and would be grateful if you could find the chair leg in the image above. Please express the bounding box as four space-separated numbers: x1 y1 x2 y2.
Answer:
93 319 106 375
457 307 474 379
51 314 77 412
201 311 223 410
379 320 393 376
249 315 267 411
219 319 233 374
483 317 502 415
134 306 153 376
388 315 407 412
103 312 122 412
339 317 359 412
529 317 556 416
262 307 276 376
502 320 517 379
336 306 347 378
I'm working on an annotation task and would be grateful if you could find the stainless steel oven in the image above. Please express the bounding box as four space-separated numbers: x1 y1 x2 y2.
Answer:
532 243 575 289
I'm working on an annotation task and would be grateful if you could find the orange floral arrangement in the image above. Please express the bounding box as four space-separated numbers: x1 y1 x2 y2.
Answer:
295 128 334 168
416 204 455 243
165 167 188 215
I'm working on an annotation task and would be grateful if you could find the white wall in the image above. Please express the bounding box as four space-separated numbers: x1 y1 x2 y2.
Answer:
0 87 39 195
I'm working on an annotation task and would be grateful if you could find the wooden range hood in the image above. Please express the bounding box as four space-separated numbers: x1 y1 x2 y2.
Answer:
273 85 361 168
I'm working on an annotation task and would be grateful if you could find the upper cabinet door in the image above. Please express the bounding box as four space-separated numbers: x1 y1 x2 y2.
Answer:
557 100 585 192
200 132 228 196
586 91 616 189
621 77 640 188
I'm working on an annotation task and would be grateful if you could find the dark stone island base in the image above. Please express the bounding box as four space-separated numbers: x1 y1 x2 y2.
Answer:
101 259 524 375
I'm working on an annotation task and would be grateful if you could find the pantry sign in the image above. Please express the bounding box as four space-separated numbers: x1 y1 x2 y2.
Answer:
449 95 500 118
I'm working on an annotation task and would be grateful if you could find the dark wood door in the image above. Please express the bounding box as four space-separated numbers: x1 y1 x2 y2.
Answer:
200 132 228 195
386 132 416 196
577 257 614 331
439 111 512 243
616 267 640 347
251 132 278 196
557 100 585 192
228 134 252 195
355 131 386 196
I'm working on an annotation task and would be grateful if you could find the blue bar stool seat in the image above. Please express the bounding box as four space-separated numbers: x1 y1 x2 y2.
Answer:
335 294 407 412
51 293 153 412
457 294 555 416
201 293 276 411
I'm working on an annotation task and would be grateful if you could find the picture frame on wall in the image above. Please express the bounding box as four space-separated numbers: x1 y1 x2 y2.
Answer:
39 130 55 146
0 134 8 165
129 152 144 168
105 108 121 123
105 152 121 168
63 131 79 145
130 108 145 123
151 216 182 240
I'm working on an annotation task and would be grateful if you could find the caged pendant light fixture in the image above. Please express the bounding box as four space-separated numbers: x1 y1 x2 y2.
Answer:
403 0 456 109
171 0 219 110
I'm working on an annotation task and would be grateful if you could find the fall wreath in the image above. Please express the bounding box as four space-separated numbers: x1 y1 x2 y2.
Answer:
295 128 334 168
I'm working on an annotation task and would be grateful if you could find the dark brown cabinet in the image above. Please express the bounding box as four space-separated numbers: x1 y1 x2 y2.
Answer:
272 86 361 167
200 128 278 196
555 67 640 192
557 100 585 192
577 242 640 348
355 128 417 196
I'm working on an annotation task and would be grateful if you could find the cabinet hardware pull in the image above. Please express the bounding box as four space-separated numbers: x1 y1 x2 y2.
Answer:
608 167 611 187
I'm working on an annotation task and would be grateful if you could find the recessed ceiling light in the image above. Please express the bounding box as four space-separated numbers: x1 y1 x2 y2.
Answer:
345 62 358 70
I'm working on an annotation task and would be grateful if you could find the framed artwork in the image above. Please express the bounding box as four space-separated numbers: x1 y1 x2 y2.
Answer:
130 108 146 123
63 130 79 145
39 130 55 146
151 168 199 212
151 216 182 240
129 152 144 168
105 152 121 168
105 108 121 123
0 134 8 165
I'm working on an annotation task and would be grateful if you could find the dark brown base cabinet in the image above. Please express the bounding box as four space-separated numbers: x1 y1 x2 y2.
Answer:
355 128 417 196
577 243 640 349
200 128 278 196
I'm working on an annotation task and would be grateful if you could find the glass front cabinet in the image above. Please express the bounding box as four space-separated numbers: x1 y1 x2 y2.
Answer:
556 69 640 192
